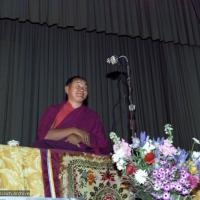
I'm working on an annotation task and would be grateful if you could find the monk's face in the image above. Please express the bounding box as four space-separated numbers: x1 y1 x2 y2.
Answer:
65 78 88 104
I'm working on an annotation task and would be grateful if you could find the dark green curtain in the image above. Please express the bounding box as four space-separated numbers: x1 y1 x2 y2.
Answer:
0 19 200 150
0 0 200 45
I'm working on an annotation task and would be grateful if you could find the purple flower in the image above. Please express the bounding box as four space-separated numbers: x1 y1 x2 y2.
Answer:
180 172 189 179
179 178 187 185
153 137 164 147
139 131 147 146
158 137 164 145
158 167 165 173
196 162 200 170
152 169 158 176
170 182 176 189
163 184 170 191
160 160 167 165
155 150 160 161
165 168 170 175
154 180 163 187
160 182 164 188
151 193 162 199
160 173 166 181
175 183 183 192
184 182 191 188
180 168 187 175
162 192 170 200
163 180 168 185
154 183 161 191
182 188 189 195
175 149 188 168
171 166 177 172
159 139 177 157
156 173 163 179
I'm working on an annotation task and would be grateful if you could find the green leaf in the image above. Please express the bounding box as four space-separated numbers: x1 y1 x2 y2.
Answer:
118 188 123 193
99 183 104 188
171 194 192 200
90 192 95 196
122 194 128 198
136 191 154 200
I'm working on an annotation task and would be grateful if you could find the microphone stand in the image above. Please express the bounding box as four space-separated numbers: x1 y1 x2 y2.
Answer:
118 56 136 141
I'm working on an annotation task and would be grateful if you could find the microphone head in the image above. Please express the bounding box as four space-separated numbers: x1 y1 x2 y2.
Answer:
106 55 118 65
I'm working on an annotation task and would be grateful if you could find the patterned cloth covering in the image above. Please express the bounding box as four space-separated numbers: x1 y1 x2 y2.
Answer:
0 145 129 199
59 152 129 200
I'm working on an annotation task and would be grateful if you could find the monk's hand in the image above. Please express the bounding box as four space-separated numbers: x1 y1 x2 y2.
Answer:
79 131 90 146
72 128 90 146
65 134 82 147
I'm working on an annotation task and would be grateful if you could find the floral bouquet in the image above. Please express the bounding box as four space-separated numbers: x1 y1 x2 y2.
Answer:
110 124 200 200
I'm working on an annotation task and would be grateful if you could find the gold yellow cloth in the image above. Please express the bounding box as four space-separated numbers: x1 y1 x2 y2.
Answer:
0 145 44 196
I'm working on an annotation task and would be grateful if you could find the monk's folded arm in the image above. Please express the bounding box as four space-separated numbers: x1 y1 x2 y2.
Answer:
44 127 90 144
44 128 77 140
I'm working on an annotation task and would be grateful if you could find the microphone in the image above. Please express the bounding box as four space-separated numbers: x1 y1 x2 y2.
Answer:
106 71 127 80
106 54 136 140
106 55 128 65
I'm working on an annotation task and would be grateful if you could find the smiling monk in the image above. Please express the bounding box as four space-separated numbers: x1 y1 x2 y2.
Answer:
33 76 109 155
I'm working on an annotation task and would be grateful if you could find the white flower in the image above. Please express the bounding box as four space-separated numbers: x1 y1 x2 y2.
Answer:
192 137 200 145
164 124 173 134
110 132 120 144
192 151 200 161
112 149 126 162
154 184 161 191
134 169 148 184
116 159 126 170
142 139 155 153
112 153 120 163
110 132 117 139
113 148 124 159
164 124 173 143
130 137 140 149
113 140 132 159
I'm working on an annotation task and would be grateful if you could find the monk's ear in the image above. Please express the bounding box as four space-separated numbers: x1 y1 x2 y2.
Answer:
64 86 69 94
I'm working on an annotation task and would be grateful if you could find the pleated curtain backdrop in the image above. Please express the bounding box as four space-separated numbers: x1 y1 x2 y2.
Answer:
0 18 200 150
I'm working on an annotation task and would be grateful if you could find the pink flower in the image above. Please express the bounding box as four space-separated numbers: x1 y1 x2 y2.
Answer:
113 139 131 159
126 163 136 175
187 175 199 189
159 139 177 157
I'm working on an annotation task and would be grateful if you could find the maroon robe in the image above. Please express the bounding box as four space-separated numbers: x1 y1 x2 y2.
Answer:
33 103 109 155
